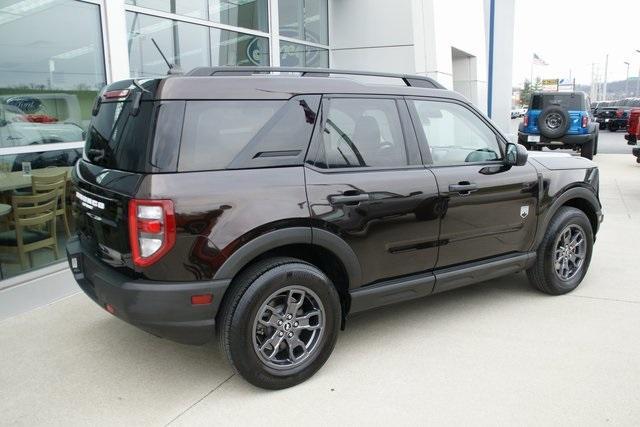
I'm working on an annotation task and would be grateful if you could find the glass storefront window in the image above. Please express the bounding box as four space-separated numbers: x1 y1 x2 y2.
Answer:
127 11 269 77
209 0 268 32
280 41 328 68
126 0 269 32
0 149 80 280
0 0 104 280
0 0 106 145
210 28 270 67
278 0 328 45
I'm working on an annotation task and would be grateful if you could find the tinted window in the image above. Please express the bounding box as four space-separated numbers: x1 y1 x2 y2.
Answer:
531 93 584 110
412 100 501 165
315 98 408 169
85 100 155 172
179 96 320 171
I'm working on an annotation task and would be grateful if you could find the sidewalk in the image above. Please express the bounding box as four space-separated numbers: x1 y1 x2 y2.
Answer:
1 154 639 426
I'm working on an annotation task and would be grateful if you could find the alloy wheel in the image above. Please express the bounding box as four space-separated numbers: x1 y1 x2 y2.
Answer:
252 285 325 370
553 224 587 281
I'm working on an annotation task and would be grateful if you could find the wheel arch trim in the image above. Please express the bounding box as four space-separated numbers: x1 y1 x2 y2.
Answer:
213 227 363 289
534 186 601 249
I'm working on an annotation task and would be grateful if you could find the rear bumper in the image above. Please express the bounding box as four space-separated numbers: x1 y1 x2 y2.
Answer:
66 236 230 345
518 131 593 146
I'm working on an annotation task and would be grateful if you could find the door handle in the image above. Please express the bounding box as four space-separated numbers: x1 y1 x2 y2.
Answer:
449 182 478 195
330 194 370 204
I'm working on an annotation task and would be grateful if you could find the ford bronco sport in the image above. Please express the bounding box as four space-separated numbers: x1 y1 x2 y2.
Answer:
67 67 603 389
518 91 598 159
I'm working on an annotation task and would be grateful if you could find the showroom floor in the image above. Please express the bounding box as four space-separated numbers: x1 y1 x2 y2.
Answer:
1 151 639 426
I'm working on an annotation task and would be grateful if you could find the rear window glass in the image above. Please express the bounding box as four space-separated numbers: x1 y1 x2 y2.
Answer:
85 100 155 172
530 94 584 110
178 96 320 171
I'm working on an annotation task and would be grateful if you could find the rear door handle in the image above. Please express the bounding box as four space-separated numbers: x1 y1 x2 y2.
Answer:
449 182 478 195
330 194 370 204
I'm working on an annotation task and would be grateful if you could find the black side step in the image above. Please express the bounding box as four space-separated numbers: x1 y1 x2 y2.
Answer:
349 252 536 314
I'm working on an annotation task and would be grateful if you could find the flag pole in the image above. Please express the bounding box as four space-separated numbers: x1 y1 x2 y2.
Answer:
530 57 534 84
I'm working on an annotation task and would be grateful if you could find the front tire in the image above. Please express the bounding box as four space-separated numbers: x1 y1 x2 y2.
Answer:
527 207 594 295
217 257 341 390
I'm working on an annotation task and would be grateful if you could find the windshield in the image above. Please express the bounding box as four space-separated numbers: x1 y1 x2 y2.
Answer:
531 94 584 110
84 100 155 172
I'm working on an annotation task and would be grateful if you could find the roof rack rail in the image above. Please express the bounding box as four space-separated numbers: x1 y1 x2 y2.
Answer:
185 66 445 89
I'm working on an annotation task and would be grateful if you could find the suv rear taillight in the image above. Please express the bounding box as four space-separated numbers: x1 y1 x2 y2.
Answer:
523 114 529 127
581 115 588 128
128 199 176 267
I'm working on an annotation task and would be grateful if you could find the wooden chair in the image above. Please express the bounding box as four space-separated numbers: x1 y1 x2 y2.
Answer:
31 170 70 237
0 190 58 269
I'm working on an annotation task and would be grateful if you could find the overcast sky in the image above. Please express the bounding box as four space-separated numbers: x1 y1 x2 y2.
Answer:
512 0 640 88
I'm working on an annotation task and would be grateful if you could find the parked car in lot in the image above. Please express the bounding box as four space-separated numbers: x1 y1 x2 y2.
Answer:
67 67 603 389
0 97 84 147
594 98 640 132
518 91 598 159
609 98 638 132
595 105 618 130
626 107 640 145
510 108 526 118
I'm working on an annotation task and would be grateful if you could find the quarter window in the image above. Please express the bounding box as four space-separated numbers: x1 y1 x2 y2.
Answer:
412 100 502 165
315 98 408 169
179 96 320 171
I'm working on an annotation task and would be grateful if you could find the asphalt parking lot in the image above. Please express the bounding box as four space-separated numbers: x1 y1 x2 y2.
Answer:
1 138 639 425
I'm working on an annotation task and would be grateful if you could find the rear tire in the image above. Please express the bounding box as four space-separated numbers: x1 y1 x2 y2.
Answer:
217 257 341 390
527 207 593 295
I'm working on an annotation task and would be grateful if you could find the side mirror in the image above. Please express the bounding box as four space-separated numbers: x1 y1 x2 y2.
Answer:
505 142 528 167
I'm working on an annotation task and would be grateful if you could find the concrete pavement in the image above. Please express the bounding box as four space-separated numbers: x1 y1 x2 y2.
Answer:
1 154 639 426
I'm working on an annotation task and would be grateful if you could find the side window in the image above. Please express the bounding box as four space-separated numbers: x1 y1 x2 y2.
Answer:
178 95 320 171
315 98 408 168
411 100 502 165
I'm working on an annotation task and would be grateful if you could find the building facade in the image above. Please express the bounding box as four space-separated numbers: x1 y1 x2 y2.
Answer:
0 0 513 315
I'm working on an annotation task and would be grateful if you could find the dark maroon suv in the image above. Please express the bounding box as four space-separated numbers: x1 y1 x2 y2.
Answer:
67 67 602 389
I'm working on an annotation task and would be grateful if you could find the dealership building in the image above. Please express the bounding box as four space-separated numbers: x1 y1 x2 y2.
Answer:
0 0 514 316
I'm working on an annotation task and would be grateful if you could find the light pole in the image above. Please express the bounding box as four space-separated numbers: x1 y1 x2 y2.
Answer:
635 49 640 97
624 61 630 97
603 54 609 100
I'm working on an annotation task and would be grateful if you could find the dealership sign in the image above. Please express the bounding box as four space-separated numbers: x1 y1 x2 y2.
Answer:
542 79 559 92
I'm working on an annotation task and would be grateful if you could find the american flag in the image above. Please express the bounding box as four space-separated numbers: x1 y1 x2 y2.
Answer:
533 53 548 66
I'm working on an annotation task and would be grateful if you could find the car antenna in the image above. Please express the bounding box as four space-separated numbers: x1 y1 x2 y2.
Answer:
151 38 182 75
